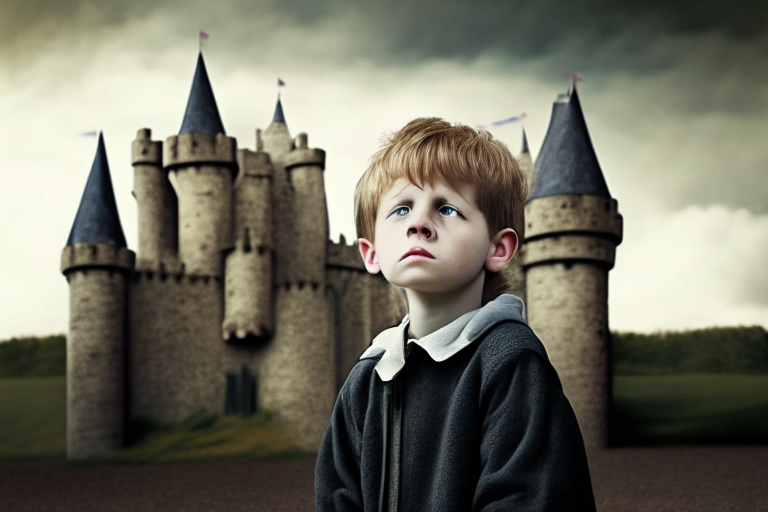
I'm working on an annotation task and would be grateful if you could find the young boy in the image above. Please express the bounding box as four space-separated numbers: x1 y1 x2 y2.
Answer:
315 118 595 511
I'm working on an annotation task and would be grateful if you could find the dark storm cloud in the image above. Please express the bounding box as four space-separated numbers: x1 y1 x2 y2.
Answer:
5 0 767 67
3 0 767 212
4 0 766 112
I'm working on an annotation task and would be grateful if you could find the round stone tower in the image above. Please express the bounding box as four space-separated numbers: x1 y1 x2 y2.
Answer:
223 146 275 341
131 128 178 272
61 133 135 460
285 132 327 285
523 88 622 451
256 103 334 450
165 52 236 277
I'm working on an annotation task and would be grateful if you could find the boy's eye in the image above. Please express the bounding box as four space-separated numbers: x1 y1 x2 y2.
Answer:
392 206 410 217
438 205 459 217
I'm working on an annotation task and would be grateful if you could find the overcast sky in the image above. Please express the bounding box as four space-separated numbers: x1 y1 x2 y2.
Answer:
0 0 766 338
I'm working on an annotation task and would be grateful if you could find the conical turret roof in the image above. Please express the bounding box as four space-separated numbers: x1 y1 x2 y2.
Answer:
66 133 127 247
272 97 286 124
521 127 530 154
179 53 226 136
530 88 610 199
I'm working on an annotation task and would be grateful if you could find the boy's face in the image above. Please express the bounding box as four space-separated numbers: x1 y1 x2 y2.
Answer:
358 177 500 295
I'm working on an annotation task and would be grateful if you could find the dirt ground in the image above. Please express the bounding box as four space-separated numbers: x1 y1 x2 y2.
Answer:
1 447 767 511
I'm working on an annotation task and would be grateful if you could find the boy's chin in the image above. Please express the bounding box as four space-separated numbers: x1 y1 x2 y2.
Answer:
396 279 479 297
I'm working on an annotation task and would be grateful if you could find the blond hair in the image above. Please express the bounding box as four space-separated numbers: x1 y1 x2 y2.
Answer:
354 117 528 304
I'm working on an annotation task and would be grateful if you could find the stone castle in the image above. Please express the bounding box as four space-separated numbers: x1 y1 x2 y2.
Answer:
61 53 621 459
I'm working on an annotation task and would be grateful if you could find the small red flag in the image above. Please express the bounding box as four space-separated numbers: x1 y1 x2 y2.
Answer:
572 73 584 82
277 77 286 87
200 30 209 40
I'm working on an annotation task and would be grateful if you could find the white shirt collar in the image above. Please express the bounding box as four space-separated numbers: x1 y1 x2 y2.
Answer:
359 294 527 382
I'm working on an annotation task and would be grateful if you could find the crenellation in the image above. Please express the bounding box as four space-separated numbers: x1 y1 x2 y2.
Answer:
131 128 162 165
525 194 623 242
285 147 325 170
61 243 135 274
326 239 365 271
164 132 237 170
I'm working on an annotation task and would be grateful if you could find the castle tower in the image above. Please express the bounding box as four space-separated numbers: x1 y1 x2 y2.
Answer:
165 52 236 277
256 102 335 450
223 145 275 340
61 133 135 459
285 132 328 285
132 128 178 272
262 97 292 155
518 127 534 187
523 88 622 451
261 97 296 284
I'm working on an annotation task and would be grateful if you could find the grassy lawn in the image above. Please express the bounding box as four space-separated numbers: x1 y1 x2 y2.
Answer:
612 373 768 446
0 377 307 462
104 411 310 463
4 374 768 459
0 377 66 458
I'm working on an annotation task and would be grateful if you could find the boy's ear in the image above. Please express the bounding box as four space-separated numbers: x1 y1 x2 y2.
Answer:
357 238 381 274
485 228 518 273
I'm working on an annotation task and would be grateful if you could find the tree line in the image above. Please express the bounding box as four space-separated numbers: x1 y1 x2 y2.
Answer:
0 335 66 377
1 327 767 377
612 326 768 375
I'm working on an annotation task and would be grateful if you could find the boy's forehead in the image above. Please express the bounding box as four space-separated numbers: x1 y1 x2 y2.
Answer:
381 176 476 203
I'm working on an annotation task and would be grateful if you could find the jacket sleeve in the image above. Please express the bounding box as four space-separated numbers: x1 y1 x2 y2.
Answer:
473 349 597 512
315 374 365 512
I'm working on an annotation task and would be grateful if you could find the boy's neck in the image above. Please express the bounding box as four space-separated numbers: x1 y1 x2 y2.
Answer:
405 271 485 340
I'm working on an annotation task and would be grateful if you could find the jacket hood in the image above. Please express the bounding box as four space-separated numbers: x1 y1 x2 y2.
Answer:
360 294 527 382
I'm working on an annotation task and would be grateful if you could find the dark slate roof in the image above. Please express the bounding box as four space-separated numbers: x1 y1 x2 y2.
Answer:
530 88 610 199
272 97 286 124
66 133 127 247
521 127 530 154
179 52 226 136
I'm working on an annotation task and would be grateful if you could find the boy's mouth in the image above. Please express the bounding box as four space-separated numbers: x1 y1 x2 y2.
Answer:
400 247 435 261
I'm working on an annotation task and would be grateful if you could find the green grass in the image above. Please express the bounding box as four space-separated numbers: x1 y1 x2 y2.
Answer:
103 411 310 463
612 374 768 446
5 374 768 459
0 377 308 462
0 377 66 458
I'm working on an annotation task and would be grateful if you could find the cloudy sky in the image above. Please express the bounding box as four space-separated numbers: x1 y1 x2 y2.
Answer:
0 0 766 338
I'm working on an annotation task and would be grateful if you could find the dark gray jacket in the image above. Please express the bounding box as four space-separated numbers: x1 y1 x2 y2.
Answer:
315 295 596 511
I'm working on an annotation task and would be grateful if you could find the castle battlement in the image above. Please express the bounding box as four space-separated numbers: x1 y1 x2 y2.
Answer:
524 195 623 270
164 132 237 170
285 133 325 170
132 128 162 165
327 237 365 271
61 243 135 275
525 195 623 241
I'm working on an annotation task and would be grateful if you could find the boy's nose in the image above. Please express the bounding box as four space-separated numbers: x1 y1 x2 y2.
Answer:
407 225 432 239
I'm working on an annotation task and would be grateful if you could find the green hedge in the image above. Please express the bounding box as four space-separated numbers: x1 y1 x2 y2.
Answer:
612 326 768 375
0 335 66 377
2 326 767 378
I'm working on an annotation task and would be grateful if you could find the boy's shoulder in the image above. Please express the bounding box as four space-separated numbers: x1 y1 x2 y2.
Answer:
475 320 550 367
